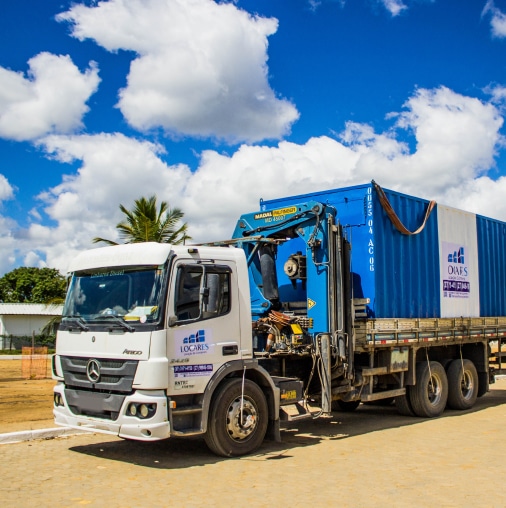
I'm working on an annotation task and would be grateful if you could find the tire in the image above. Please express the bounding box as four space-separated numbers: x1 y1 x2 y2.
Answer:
204 378 268 457
446 359 478 410
410 361 448 418
332 399 360 412
477 371 489 397
395 388 415 416
440 358 453 370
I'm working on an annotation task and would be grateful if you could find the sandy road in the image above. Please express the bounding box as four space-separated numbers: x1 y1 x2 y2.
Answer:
0 359 54 434
2 379 506 507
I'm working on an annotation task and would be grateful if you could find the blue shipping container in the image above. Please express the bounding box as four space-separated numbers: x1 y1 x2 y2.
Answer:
259 182 506 319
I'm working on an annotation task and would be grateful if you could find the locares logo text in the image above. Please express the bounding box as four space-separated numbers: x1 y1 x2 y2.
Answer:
442 243 470 298
178 329 210 357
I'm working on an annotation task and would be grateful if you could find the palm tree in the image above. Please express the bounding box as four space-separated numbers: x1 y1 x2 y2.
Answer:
93 195 191 245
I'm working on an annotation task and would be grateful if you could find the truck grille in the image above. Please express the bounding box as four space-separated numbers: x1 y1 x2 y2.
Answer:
60 356 139 421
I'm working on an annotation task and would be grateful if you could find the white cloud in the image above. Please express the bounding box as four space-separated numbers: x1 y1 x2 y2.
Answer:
1 86 503 275
354 86 504 197
0 174 14 201
183 87 503 238
57 0 299 143
442 176 506 219
0 53 100 141
484 83 506 106
29 133 192 271
0 175 18 274
309 0 408 16
483 0 506 38
380 0 407 17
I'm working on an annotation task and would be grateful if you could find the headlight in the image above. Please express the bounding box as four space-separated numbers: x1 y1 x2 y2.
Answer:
126 402 156 419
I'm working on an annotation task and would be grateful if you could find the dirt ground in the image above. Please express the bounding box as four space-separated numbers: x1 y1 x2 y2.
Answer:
2 373 506 506
0 358 55 433
4 357 506 506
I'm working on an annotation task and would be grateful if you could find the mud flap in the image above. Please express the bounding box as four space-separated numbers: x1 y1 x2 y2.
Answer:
265 418 281 442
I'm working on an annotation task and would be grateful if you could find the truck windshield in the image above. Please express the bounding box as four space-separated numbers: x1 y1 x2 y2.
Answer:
62 266 165 326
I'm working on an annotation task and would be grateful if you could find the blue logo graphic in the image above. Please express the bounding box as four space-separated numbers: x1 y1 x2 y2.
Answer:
448 247 464 264
180 330 209 355
183 330 206 344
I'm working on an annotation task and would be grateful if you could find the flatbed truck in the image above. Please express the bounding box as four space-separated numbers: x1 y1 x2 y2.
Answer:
53 182 506 456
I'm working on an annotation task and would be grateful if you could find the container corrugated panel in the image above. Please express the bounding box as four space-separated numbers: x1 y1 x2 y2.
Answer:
260 182 506 319
372 187 440 318
476 215 506 316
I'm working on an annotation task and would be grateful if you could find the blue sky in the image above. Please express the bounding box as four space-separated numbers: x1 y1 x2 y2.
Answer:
1 0 506 274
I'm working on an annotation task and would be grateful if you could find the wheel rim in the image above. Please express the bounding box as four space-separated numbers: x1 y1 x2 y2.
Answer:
428 373 444 405
226 396 258 442
461 370 475 401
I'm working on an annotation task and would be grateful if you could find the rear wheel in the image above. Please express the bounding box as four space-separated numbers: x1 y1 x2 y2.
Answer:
446 359 478 410
332 399 360 412
410 361 448 418
477 371 489 397
395 388 415 416
205 378 268 457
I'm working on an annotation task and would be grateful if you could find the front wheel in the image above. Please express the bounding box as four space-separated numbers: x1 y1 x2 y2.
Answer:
410 361 448 418
205 378 268 457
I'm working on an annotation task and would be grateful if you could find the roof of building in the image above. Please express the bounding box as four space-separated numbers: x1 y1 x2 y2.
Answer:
0 303 63 316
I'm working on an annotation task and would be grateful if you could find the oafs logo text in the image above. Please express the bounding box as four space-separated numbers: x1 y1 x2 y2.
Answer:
180 329 209 356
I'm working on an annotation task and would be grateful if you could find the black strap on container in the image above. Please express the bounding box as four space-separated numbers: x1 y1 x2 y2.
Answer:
372 180 436 235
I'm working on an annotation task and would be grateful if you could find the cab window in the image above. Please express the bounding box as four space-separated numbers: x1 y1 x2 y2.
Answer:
174 264 231 323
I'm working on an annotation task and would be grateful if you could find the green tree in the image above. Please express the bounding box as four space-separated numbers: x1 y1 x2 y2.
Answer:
0 267 66 303
93 195 191 245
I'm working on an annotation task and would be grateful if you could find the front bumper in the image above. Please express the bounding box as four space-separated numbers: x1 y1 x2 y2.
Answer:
53 383 171 441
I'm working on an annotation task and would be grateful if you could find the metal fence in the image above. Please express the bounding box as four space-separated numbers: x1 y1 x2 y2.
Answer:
21 347 49 379
0 334 55 351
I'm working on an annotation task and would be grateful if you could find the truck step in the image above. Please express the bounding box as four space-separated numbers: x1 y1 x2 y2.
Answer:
172 405 203 416
170 428 202 437
279 401 315 422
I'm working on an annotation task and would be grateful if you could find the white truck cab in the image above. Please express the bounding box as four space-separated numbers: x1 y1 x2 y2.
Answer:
53 242 281 456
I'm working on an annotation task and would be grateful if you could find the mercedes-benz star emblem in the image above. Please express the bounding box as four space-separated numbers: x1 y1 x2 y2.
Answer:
86 359 101 383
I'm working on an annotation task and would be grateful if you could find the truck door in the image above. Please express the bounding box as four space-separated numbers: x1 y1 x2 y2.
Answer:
166 260 241 395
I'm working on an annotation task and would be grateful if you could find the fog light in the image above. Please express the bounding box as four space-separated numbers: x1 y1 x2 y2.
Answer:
126 402 156 419
53 393 63 407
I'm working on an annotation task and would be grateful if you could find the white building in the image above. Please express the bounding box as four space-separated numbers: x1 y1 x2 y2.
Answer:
0 303 63 349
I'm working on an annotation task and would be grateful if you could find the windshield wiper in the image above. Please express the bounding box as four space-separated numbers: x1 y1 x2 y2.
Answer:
63 316 89 332
96 315 135 333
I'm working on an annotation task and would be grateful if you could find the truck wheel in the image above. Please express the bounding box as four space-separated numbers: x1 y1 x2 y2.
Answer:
477 372 489 397
204 378 268 457
395 388 415 416
332 399 360 412
446 359 478 410
410 361 448 418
